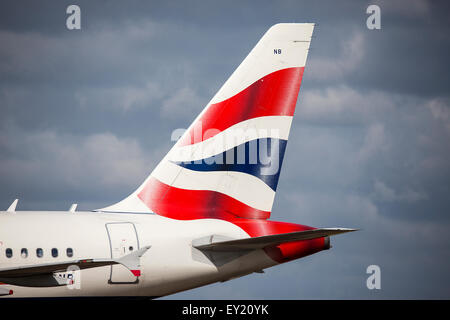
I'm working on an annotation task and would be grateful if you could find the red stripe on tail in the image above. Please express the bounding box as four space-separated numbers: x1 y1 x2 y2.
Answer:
179 67 304 146
137 177 270 220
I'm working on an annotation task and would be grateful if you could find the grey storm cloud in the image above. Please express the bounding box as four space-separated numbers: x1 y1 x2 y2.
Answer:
0 0 449 299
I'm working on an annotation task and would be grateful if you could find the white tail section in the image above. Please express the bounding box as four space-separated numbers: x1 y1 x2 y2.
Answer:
98 23 314 219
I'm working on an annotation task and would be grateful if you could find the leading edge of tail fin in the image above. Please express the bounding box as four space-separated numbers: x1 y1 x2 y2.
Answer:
98 23 315 219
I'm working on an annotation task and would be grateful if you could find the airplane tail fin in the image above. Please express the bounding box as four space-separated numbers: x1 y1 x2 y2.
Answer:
98 23 314 220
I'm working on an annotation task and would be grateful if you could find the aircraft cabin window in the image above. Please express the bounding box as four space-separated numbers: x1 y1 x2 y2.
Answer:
21 248 28 258
36 248 43 258
67 248 73 258
5 248 12 258
52 248 58 258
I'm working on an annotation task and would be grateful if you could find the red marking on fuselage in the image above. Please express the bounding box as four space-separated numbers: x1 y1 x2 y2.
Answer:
231 219 327 263
138 180 326 263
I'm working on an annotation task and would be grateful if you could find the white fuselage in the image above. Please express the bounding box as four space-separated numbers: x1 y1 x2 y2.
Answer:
0 24 329 298
0 211 277 298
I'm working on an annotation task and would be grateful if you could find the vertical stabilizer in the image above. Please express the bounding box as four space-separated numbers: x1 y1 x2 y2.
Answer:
99 23 314 220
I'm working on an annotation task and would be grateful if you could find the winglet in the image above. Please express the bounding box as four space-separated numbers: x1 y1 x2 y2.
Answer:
0 286 14 296
6 199 18 213
116 245 151 277
69 204 78 213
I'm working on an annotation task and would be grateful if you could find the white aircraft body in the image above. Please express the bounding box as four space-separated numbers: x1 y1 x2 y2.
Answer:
0 23 355 298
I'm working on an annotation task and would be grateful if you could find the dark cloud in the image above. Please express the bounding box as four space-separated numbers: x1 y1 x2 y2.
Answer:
0 0 449 299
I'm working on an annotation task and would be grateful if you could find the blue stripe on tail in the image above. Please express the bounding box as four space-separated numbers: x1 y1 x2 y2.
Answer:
173 138 288 191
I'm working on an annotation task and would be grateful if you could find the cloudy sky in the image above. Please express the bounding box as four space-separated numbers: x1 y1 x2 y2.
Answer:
1 0 449 299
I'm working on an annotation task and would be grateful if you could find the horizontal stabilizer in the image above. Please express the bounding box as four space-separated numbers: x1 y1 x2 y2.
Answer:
0 246 151 278
193 228 357 252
